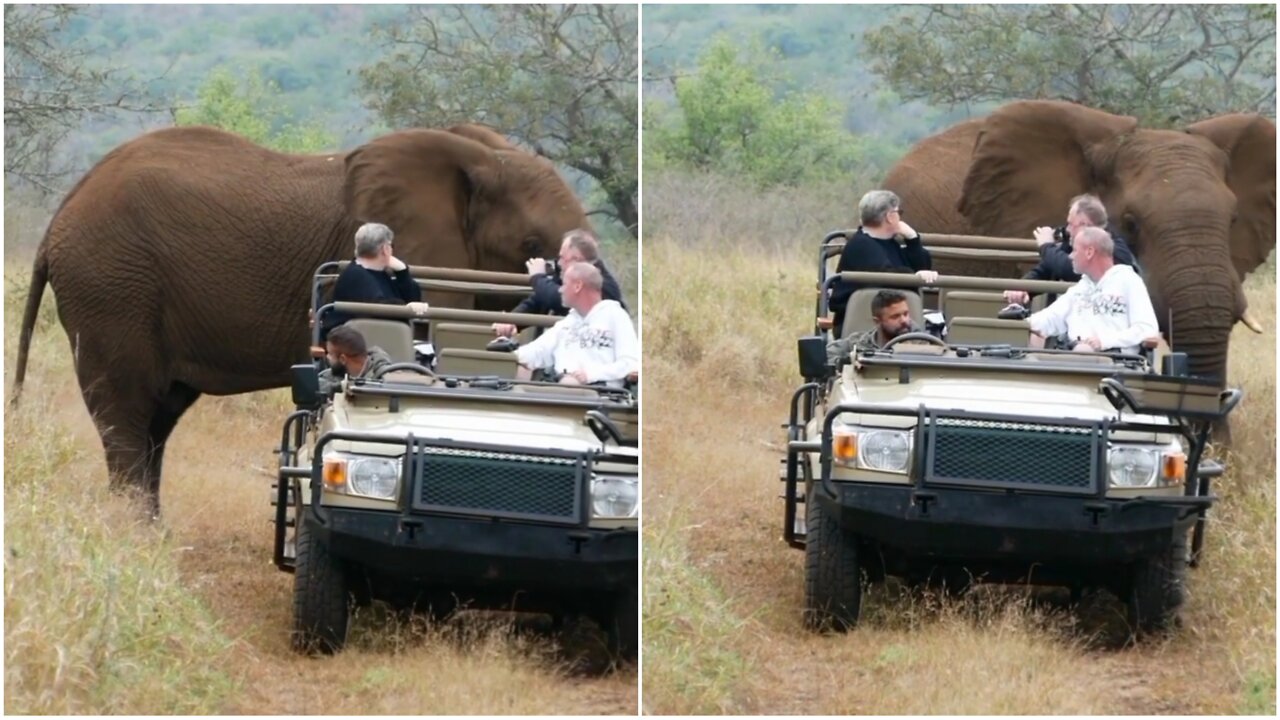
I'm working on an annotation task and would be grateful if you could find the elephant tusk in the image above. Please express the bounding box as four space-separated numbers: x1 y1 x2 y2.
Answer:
1240 310 1264 334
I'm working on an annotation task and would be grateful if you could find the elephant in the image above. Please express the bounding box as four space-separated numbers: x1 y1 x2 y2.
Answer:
882 100 1275 385
12 123 591 516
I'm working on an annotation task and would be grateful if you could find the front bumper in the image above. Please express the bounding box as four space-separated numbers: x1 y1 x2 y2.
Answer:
308 506 637 593
820 482 1199 565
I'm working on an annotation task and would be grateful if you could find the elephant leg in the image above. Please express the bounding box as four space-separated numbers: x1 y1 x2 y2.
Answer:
143 382 202 512
91 398 158 516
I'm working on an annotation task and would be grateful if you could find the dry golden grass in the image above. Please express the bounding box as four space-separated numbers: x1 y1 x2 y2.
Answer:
4 229 637 714
640 172 1275 715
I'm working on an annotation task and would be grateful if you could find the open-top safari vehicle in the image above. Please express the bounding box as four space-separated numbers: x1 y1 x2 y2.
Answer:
781 231 1242 635
272 264 638 657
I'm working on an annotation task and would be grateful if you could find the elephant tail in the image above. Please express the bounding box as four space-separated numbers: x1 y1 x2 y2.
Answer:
12 245 49 406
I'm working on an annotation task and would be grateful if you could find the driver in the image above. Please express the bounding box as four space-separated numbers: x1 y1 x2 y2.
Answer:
515 262 638 387
318 324 393 394
1027 227 1158 355
826 289 920 364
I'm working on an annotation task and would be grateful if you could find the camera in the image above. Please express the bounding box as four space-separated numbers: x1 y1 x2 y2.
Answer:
544 258 560 277
1053 225 1071 244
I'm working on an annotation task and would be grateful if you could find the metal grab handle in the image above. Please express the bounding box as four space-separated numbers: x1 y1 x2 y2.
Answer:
1098 377 1138 414
1218 388 1243 417
584 410 628 446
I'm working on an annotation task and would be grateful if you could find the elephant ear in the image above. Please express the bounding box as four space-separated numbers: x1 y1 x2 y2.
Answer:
446 123 517 151
343 130 500 267
1185 114 1276 279
959 101 1139 236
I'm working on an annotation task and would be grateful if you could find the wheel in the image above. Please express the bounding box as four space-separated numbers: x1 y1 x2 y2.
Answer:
1127 529 1189 635
291 517 351 654
803 487 862 632
604 586 638 662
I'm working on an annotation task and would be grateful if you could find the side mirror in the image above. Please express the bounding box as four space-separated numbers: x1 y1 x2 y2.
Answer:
291 363 322 409
1161 352 1189 377
797 336 832 381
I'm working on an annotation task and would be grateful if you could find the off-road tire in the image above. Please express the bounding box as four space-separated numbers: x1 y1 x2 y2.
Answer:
604 586 638 663
1127 529 1189 635
803 489 862 632
291 518 350 654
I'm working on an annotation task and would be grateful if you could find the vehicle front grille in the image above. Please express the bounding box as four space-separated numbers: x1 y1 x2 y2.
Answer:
927 417 1099 494
411 446 583 523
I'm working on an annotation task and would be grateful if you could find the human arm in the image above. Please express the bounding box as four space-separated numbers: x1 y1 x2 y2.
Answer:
1027 285 1077 338
515 321 561 371
598 261 627 310
389 267 422 302
1094 277 1159 351
529 274 567 315
583 308 639 384
1037 243 1076 281
895 221 932 271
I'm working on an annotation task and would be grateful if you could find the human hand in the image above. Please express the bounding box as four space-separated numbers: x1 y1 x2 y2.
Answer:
897 220 918 239
407 301 431 315
493 323 516 337
1033 226 1055 248
1074 336 1102 352
1003 290 1029 305
526 259 546 277
562 369 589 384
915 269 939 284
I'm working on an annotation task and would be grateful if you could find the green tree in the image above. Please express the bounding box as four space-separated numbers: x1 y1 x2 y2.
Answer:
174 67 335 153
4 5 159 192
359 4 638 237
864 4 1276 126
649 36 866 187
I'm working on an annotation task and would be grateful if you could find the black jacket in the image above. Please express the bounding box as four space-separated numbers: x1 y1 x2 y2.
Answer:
1023 225 1139 284
511 259 627 317
829 227 932 332
322 261 422 338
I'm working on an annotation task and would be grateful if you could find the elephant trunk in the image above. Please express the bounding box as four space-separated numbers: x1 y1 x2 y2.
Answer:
1159 263 1238 385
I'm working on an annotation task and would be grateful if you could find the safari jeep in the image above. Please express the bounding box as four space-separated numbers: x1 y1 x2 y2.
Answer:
273 266 638 657
782 255 1242 636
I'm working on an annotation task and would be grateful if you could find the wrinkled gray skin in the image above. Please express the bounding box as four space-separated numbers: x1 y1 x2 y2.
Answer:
883 100 1275 388
13 124 591 517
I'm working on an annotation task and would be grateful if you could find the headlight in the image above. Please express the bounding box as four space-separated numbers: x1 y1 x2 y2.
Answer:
1108 445 1185 488
323 454 401 500
832 425 913 474
591 475 638 518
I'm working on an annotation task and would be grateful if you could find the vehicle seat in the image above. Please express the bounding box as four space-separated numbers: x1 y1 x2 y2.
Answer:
940 290 1005 323
436 348 519 378
842 288 925 338
433 322 536 353
345 318 415 364
947 317 1031 346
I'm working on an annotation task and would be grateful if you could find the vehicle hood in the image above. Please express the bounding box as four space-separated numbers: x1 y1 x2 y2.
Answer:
330 397 619 457
842 370 1169 430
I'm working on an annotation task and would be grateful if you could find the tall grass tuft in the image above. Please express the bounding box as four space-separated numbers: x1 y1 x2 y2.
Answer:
4 397 240 714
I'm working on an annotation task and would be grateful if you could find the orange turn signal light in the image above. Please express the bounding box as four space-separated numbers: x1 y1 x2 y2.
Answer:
322 458 347 488
833 433 858 462
1161 452 1187 482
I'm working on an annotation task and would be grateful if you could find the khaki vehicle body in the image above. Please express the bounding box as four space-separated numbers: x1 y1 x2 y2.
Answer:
785 263 1240 636
278 270 637 656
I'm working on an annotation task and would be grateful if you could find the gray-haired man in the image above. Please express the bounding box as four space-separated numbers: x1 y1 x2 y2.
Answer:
323 222 430 338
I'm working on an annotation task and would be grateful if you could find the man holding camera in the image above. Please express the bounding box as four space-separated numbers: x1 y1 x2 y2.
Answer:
1027 226 1157 355
492 229 626 337
1003 194 1138 306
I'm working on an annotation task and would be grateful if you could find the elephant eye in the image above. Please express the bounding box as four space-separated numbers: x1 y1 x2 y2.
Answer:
520 235 542 255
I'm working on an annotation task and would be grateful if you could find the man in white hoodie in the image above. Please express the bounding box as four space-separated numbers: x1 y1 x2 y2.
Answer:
1028 226 1158 355
515 262 638 386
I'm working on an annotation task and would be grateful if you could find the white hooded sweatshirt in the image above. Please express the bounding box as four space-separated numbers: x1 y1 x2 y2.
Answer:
516 300 638 386
1028 264 1158 355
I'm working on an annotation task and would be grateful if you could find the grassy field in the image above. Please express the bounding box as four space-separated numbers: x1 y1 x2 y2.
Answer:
640 173 1276 715
3 202 637 714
